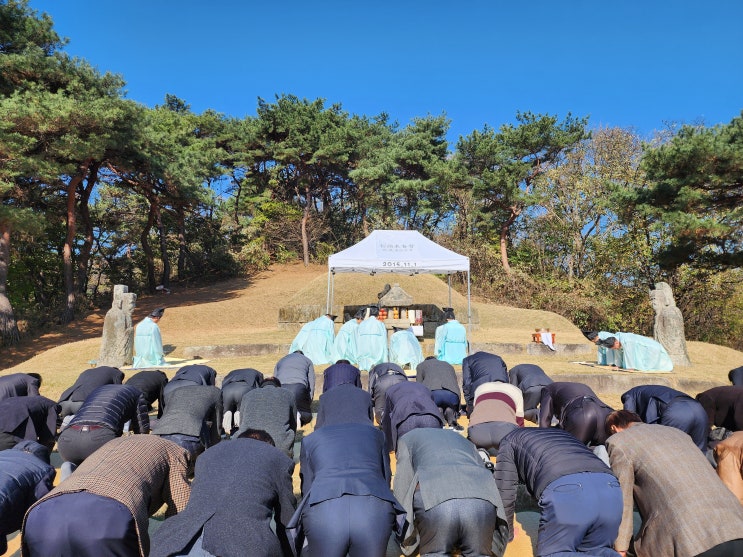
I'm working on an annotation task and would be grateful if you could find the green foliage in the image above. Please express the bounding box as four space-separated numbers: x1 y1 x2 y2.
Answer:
636 112 743 270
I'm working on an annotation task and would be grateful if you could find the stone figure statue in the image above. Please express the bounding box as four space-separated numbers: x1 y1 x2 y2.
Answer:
379 283 414 307
98 285 137 368
650 282 691 367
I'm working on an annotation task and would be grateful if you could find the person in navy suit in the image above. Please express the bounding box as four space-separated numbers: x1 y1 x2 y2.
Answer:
621 385 708 451
462 351 509 417
288 422 404 557
321 361 362 394
315 383 373 429
381 381 443 452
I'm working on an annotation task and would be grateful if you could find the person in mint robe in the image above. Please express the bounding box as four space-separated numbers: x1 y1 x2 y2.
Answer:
583 330 621 366
132 308 166 368
389 326 423 371
598 332 674 372
332 310 364 365
356 307 388 371
288 314 336 365
434 308 468 365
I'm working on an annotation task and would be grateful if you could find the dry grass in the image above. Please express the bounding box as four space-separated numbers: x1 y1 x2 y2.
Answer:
2 262 742 400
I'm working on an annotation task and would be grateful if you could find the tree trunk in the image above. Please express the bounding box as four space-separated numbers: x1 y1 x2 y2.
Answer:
0 223 20 345
61 161 91 324
499 206 521 275
300 186 310 267
176 204 187 280
141 196 158 294
75 162 99 297
157 207 170 288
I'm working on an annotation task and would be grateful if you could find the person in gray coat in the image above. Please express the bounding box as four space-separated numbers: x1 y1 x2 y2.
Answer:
393 427 508 557
150 430 296 557
236 377 297 458
151 385 222 461
415 356 463 429
274 351 315 426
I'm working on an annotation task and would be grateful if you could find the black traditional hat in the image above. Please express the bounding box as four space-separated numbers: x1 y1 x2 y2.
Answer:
150 307 165 318
582 330 599 341
598 336 617 348
353 309 366 320
442 307 455 320
326 314 338 321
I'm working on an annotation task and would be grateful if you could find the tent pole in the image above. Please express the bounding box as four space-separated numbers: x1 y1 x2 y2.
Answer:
467 269 472 354
326 269 332 314
448 275 452 308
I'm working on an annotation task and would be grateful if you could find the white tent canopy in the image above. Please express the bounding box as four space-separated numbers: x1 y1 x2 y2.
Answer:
326 230 471 327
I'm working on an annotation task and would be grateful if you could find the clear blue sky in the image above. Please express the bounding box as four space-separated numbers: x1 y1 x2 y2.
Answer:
29 0 743 145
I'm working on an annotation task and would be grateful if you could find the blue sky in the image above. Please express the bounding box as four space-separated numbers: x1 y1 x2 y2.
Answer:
29 0 743 145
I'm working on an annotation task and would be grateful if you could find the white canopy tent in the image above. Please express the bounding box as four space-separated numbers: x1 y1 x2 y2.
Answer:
326 230 471 328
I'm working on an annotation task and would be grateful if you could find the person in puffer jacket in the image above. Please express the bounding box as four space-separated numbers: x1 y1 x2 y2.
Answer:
56 384 149 480
494 427 622 557
0 441 56 554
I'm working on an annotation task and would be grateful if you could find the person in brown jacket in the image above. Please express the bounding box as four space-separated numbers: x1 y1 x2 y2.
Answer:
606 410 743 557
714 430 743 505
22 435 191 557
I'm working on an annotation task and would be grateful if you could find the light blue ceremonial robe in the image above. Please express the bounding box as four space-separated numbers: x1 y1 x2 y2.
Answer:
389 329 424 370
355 317 389 371
289 316 335 365
612 331 674 372
332 319 359 364
434 319 468 365
132 317 166 368
596 330 620 366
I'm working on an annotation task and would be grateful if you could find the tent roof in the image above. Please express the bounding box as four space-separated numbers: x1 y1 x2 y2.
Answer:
328 230 469 274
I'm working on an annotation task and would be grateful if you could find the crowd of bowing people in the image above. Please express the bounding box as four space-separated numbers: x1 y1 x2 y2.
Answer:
1 353 743 557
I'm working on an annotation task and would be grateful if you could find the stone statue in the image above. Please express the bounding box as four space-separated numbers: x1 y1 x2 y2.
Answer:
378 283 414 307
98 285 137 368
650 282 691 366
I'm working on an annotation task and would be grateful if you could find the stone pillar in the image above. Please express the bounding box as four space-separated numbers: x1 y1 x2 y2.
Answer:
650 282 691 366
98 285 137 368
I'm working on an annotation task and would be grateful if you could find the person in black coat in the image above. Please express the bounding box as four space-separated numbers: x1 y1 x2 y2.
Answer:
220 367 264 435
462 351 509 417
495 427 622 557
125 369 169 418
368 362 408 425
150 430 296 557
288 423 404 557
696 385 743 432
539 381 614 446
508 363 553 423
56 384 150 479
162 364 217 407
321 361 362 394
416 356 463 429
315 383 374 429
0 442 56 555
0 372 41 401
0 395 58 452
381 381 444 453
152 385 222 461
57 366 124 424
729 366 743 386
621 385 709 451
